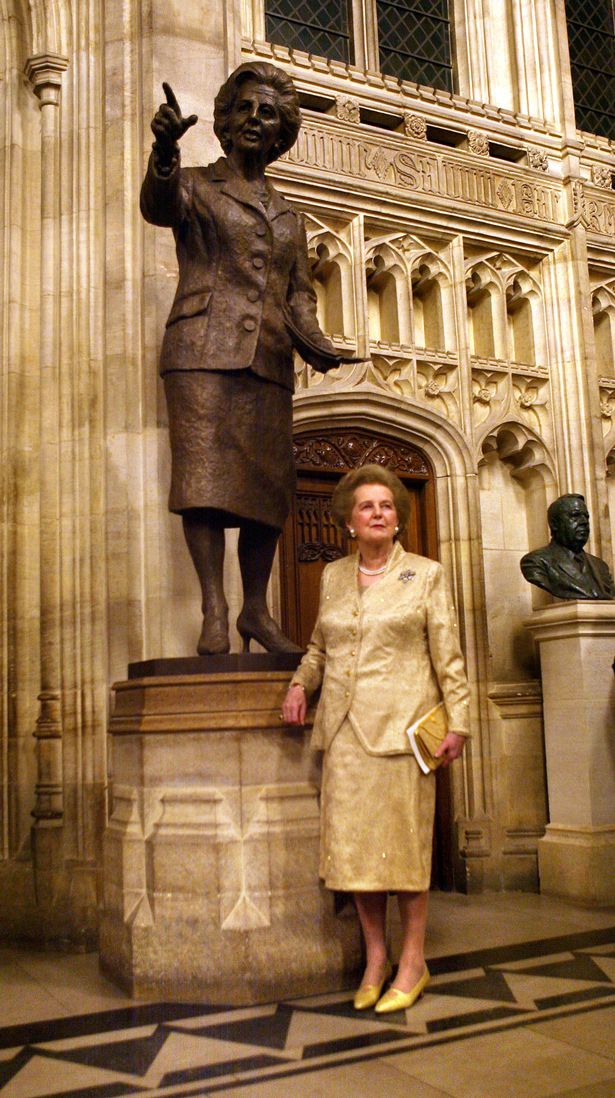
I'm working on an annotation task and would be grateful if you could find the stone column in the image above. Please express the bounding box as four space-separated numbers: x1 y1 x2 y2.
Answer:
524 601 615 905
23 53 69 884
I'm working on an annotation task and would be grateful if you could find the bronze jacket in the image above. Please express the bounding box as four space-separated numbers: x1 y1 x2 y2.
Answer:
140 153 335 391
291 541 471 755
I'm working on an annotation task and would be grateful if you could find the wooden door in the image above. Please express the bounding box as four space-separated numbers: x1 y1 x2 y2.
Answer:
278 428 454 890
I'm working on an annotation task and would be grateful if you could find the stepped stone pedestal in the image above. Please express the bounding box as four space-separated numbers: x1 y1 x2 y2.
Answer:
99 657 361 1002
524 602 615 906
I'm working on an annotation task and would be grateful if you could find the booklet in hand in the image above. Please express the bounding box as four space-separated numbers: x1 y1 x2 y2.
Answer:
406 703 448 774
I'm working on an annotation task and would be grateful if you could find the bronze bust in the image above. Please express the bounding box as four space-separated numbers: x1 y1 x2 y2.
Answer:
141 64 358 654
520 493 615 600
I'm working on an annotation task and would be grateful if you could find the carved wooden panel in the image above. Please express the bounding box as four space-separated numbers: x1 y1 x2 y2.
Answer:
293 430 430 477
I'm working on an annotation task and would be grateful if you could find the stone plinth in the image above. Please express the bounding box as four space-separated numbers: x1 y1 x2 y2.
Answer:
524 602 615 906
99 663 361 1002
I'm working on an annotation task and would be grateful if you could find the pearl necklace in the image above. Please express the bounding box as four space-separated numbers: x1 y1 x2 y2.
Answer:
358 560 388 576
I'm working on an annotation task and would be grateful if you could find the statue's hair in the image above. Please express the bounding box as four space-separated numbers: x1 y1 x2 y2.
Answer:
547 492 586 532
213 62 301 163
330 463 410 536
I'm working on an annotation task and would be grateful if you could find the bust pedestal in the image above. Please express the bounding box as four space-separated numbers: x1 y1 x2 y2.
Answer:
524 601 615 905
99 660 361 1002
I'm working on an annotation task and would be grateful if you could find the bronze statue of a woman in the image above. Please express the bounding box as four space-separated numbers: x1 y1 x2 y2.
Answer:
141 63 355 654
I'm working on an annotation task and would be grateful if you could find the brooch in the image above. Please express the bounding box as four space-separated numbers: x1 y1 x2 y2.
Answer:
398 569 415 583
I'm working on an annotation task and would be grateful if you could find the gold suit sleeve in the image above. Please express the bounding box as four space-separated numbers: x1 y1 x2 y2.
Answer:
289 568 328 699
426 564 471 736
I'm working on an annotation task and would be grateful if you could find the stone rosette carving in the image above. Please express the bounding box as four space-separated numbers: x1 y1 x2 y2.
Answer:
424 379 441 398
474 387 493 405
527 148 549 172
335 94 360 123
404 112 427 140
468 130 489 156
591 165 613 190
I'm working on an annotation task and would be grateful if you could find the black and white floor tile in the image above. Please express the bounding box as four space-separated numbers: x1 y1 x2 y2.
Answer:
1 924 614 1098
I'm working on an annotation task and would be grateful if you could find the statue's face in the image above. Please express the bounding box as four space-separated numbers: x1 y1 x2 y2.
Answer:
553 498 590 552
227 80 282 160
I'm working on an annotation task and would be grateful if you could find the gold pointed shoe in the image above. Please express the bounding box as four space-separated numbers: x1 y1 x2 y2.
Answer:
353 963 392 1011
374 966 430 1014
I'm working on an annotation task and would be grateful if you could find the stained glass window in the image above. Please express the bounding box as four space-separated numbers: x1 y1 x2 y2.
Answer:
264 0 352 64
376 0 453 90
565 0 615 138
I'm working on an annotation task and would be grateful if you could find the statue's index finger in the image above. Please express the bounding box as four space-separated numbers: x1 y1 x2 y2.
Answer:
162 81 182 116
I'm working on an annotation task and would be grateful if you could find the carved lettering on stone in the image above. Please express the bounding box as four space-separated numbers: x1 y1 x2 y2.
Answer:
282 121 563 224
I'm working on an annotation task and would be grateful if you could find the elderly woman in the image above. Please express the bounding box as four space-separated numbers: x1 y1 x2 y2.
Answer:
282 464 470 1013
141 63 349 654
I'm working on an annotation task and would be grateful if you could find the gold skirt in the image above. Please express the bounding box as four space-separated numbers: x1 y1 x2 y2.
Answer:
319 718 435 891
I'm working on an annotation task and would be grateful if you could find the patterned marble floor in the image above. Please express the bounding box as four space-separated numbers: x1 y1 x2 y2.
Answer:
1 893 614 1098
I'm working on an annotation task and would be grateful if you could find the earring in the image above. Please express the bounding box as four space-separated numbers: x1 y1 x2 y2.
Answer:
348 528 356 538
394 525 399 534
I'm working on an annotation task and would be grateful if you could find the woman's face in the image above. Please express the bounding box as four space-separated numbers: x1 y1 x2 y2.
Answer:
348 483 398 551
227 79 282 160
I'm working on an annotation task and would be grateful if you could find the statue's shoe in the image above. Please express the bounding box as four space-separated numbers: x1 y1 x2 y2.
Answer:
237 611 303 653
374 966 430 1014
197 615 230 655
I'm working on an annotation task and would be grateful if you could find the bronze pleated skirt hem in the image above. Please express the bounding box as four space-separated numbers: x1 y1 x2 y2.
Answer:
319 718 435 892
164 369 295 530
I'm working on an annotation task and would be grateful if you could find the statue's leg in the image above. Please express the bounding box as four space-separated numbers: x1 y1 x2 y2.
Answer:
236 521 302 653
182 511 230 655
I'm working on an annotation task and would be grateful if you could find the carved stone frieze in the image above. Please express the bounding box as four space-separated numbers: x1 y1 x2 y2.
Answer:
572 180 615 236
415 360 459 422
512 375 549 434
404 112 427 140
472 370 506 428
335 94 360 123
599 384 615 440
468 130 489 156
591 165 613 190
527 148 549 172
281 119 563 224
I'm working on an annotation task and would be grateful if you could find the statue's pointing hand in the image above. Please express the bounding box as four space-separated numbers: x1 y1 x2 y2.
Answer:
151 82 198 157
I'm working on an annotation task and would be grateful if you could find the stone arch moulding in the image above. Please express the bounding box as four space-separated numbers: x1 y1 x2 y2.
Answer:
364 240 412 347
292 388 495 859
306 231 354 341
478 419 556 489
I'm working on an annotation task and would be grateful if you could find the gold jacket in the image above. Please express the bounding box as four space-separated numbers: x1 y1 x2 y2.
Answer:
291 541 471 755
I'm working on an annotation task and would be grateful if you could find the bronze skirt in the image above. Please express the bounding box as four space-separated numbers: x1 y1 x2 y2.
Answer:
164 369 295 529
319 719 436 892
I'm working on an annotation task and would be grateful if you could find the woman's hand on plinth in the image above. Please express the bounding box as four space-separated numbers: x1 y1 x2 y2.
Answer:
281 683 307 725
